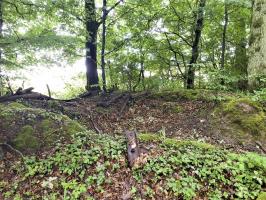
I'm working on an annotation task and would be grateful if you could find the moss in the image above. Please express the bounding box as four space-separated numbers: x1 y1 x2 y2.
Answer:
241 114 266 135
215 98 266 139
62 116 87 135
174 105 183 113
139 133 161 142
7 102 27 109
253 17 264 28
222 98 262 113
257 192 266 200
139 133 214 149
163 138 214 149
13 125 39 151
0 103 88 154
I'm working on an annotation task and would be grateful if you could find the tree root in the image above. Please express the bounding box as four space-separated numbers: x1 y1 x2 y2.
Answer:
0 143 24 159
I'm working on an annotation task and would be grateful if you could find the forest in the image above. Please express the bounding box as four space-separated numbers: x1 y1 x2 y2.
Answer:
0 0 266 199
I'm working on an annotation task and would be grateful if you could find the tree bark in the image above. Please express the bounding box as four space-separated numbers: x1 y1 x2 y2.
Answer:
248 0 266 88
0 0 3 96
101 0 107 92
221 2 228 71
234 17 248 90
85 0 100 91
186 0 206 89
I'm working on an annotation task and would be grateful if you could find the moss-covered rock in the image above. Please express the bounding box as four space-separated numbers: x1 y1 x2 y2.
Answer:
214 98 266 144
13 125 39 151
257 192 266 200
0 102 87 154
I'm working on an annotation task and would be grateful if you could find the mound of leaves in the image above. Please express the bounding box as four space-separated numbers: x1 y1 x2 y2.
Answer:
0 132 265 200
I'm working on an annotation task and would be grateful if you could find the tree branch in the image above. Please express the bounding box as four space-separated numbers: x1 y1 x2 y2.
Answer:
98 0 123 24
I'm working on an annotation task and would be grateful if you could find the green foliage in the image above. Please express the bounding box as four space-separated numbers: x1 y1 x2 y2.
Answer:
133 144 266 200
2 131 266 199
2 132 125 199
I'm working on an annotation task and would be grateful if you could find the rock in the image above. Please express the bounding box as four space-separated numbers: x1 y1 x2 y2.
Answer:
0 102 87 155
213 98 266 146
257 192 266 200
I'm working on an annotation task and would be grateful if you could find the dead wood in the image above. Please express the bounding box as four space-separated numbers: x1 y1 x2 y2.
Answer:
46 84 51 98
119 94 132 117
88 114 102 134
125 130 140 168
0 143 24 159
97 93 124 107
0 92 52 103
86 108 102 134
255 141 266 154
15 87 34 95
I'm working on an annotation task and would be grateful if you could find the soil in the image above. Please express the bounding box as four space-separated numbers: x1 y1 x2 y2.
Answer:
21 91 264 154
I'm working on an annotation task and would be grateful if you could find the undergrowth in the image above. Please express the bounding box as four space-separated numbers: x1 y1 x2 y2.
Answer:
0 132 265 199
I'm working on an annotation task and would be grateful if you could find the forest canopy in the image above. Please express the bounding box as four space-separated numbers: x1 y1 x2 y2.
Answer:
0 0 265 96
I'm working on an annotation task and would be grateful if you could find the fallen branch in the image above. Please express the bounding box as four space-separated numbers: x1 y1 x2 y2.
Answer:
0 92 52 102
255 141 266 154
86 108 102 134
0 143 24 158
97 93 124 107
15 87 34 95
88 115 102 134
119 94 132 118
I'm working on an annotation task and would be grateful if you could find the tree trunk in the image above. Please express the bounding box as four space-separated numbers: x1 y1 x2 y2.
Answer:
0 0 3 96
101 0 107 92
221 2 228 70
187 0 206 89
248 0 266 88
85 0 100 91
234 17 248 90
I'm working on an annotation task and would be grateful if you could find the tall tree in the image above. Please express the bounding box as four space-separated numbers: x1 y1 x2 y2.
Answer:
101 0 107 92
85 0 100 91
187 0 206 89
0 0 3 96
248 0 266 88
220 1 228 71
85 0 123 91
234 16 248 90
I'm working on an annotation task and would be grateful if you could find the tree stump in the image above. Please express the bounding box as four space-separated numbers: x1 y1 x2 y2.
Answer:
125 131 140 168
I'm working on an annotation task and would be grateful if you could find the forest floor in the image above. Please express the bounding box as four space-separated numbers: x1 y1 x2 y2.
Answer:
1 90 266 199
24 90 262 153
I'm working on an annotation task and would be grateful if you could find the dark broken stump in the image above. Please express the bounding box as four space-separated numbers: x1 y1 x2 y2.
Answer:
125 131 140 168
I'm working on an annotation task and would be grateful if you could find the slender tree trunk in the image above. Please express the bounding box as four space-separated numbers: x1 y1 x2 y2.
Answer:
85 0 100 91
221 2 228 70
0 0 3 96
101 0 107 92
133 55 145 91
187 0 206 89
234 17 248 90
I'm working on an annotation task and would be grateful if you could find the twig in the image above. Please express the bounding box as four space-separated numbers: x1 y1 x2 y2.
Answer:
119 94 132 118
97 93 124 107
87 110 102 134
46 84 51 98
0 143 24 158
